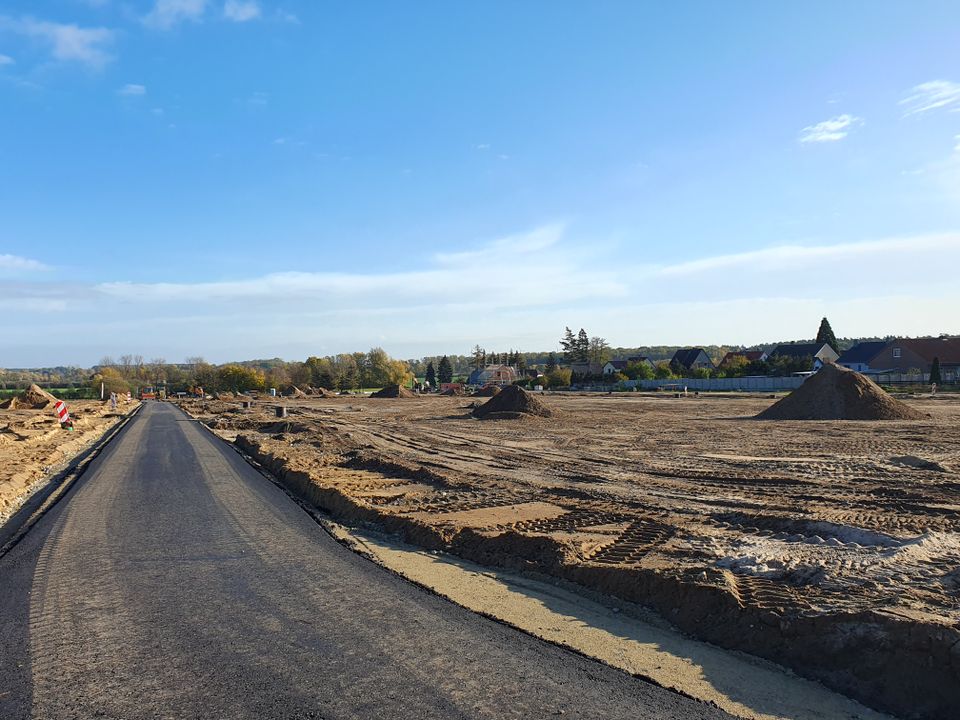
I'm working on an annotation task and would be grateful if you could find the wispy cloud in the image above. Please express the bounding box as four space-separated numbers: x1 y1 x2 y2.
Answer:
900 80 960 116
658 234 960 277
143 0 208 30
0 15 114 67
798 114 863 143
118 83 146 96
0 254 49 272
0 54 13 66
223 0 260 22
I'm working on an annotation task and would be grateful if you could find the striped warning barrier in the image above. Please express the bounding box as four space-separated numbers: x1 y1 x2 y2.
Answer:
54 400 71 426
126 391 132 402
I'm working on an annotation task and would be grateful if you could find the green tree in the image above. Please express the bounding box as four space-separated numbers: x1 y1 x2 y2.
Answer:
472 345 486 370
930 357 942 385
546 352 558 373
576 329 590 363
217 364 266 392
425 361 436 389
653 361 674 379
816 317 838 353
559 327 577 362
438 356 453 384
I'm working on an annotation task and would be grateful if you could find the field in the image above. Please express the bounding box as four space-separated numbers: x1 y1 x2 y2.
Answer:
181 390 960 718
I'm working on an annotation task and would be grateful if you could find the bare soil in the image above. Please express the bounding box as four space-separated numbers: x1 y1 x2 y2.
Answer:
0 399 130 521
181 391 960 719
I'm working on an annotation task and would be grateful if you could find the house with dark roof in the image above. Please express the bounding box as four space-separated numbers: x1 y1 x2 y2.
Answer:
467 365 518 385
868 337 960 375
720 350 767 366
769 343 839 369
602 360 629 375
836 341 887 373
627 355 654 366
670 348 714 371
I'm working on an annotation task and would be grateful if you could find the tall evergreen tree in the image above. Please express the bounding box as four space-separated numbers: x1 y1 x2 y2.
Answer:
816 317 838 353
930 357 942 385
425 361 436 388
559 327 577 362
438 356 453 384
472 345 485 370
576 328 590 363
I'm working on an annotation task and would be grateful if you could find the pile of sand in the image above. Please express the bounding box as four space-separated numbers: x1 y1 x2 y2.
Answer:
0 384 58 410
314 387 338 398
472 385 552 419
441 387 465 396
370 385 416 398
213 391 235 400
472 385 501 397
757 363 926 421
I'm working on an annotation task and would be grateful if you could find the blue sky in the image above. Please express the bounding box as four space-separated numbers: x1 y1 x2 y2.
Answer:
2 1 960 366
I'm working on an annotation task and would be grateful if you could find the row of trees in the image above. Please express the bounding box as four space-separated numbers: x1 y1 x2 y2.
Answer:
559 328 611 366
89 348 414 396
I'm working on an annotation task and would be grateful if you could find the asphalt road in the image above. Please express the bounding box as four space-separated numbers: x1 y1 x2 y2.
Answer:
0 402 731 719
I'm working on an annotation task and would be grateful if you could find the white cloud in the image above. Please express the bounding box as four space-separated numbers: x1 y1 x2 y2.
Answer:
798 114 863 143
118 83 146 96
658 234 960 277
0 54 13 66
900 80 960 116
0 254 49 271
0 16 114 67
223 0 260 22
143 0 208 30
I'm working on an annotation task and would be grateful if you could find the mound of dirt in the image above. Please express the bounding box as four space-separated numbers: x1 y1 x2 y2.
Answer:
441 387 465 396
213 391 235 400
283 385 307 398
757 363 926 421
471 385 502 397
0 384 58 410
370 385 416 398
314 387 339 398
472 385 551 419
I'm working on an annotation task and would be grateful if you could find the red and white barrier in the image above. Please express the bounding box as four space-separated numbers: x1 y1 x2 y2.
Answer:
126 391 132 402
54 400 70 425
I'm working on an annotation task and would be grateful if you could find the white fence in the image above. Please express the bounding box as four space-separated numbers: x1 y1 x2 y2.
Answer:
626 377 807 392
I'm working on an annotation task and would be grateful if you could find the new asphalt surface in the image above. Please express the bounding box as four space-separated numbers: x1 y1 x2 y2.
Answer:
0 402 731 719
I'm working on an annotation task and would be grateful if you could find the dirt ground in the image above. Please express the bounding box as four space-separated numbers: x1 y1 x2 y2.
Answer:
182 391 960 719
0 400 130 523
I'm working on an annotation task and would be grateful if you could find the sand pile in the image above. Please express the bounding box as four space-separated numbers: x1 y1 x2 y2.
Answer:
472 385 501 397
441 387 465 396
0 384 58 410
757 363 926 421
472 385 552 419
314 387 338 398
371 385 416 398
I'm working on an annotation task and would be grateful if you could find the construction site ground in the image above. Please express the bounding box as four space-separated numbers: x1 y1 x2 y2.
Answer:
184 391 959 719
0 400 130 524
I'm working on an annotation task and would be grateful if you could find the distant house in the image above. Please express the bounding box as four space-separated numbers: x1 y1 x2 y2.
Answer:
836 341 887 373
868 337 960 375
467 364 517 386
569 362 604 377
670 348 715 371
720 350 768 366
602 360 629 375
769 343 839 370
627 356 655 367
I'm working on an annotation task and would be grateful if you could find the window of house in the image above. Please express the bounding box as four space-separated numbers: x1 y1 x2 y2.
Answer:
893 348 901 358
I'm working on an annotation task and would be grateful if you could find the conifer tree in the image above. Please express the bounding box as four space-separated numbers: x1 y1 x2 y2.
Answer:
425 361 436 388
438 356 453 384
816 317 838 353
930 357 942 385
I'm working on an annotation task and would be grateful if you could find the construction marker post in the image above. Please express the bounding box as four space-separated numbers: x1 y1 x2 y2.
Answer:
54 400 74 431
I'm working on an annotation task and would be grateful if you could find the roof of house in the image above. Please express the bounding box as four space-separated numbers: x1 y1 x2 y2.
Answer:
721 351 766 364
670 348 712 368
837 341 888 365
769 343 830 359
893 337 960 364
605 360 629 370
627 355 651 363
